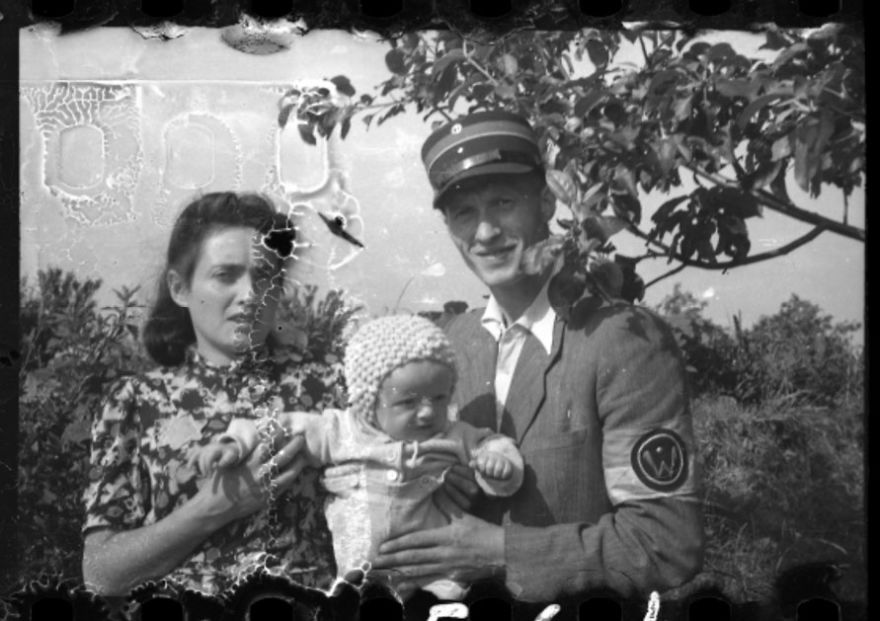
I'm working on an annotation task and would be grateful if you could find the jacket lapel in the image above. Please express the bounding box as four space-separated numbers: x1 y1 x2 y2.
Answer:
454 316 498 432
503 317 565 444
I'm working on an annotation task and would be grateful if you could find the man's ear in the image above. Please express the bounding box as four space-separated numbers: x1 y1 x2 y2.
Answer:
167 270 189 308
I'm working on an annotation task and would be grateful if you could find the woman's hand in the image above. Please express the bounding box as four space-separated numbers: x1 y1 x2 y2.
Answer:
193 434 309 528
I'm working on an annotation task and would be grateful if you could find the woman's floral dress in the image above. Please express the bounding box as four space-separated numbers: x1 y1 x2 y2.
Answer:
82 346 345 595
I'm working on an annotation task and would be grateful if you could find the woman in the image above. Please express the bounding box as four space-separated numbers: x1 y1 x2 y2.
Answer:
82 192 344 596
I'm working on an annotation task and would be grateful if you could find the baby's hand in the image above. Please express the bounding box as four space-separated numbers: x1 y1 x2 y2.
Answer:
192 442 242 477
471 452 513 480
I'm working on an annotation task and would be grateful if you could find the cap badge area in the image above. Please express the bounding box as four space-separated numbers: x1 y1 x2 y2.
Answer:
630 429 688 491
450 123 462 135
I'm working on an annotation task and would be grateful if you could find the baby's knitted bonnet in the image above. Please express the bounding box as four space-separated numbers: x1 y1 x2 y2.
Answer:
344 314 457 427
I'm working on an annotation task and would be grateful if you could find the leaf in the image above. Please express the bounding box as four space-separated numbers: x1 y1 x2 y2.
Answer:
572 183 606 220
340 116 352 140
435 62 459 100
771 136 792 161
297 122 317 145
648 70 680 96
708 186 762 219
329 75 356 97
574 88 605 117
769 161 791 203
61 419 91 447
602 100 627 126
613 164 638 197
499 53 518 76
707 43 736 63
546 169 577 205
610 193 641 225
586 39 609 67
760 30 790 51
684 42 711 61
772 42 809 70
588 259 624 298
432 48 465 77
615 255 645 302
520 236 565 275
652 195 690 224
656 138 678 174
715 79 754 99
741 159 783 194
736 93 788 130
582 215 628 243
494 83 516 100
277 104 294 128
673 95 693 122
548 267 587 312
385 48 407 75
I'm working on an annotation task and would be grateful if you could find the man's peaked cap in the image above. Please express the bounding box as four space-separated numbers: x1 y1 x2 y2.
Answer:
421 110 544 205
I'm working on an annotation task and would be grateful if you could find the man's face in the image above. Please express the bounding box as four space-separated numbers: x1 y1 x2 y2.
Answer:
441 175 552 292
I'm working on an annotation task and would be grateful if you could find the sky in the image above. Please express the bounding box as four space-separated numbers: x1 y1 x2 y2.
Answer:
19 26 865 343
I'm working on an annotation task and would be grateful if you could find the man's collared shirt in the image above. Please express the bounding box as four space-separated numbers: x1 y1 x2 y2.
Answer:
480 279 556 423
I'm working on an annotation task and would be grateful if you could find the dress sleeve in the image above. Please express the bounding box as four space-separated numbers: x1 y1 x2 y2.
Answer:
82 377 151 534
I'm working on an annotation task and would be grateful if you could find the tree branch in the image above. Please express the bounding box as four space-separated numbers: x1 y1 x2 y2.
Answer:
682 163 865 242
644 263 687 289
638 34 651 67
628 224 827 270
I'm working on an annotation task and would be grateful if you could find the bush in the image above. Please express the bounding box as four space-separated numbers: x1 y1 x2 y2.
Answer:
694 395 865 603
656 286 863 406
736 295 863 406
16 269 149 587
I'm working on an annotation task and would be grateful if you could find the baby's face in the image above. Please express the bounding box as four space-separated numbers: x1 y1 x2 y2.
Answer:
375 361 454 442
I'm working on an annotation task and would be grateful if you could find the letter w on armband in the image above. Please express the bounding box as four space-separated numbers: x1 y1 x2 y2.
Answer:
603 425 699 504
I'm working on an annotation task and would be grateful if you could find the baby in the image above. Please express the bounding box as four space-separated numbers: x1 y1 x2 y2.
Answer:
195 314 524 599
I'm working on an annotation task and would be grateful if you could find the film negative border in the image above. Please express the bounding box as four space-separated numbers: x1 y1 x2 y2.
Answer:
0 0 865 35
0 1 865 621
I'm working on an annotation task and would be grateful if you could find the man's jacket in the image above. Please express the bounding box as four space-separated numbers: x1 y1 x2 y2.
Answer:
446 300 704 602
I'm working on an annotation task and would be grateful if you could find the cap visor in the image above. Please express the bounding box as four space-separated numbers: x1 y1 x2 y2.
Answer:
433 162 539 206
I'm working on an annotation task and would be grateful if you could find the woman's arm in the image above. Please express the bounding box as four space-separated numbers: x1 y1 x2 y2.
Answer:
83 435 308 596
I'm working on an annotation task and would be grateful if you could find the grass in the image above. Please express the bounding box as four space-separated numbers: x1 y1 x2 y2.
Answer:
688 394 865 605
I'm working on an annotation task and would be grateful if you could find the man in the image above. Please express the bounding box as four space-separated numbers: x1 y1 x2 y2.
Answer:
373 110 704 605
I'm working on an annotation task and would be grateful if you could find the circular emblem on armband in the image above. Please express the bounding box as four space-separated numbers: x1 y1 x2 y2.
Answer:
631 429 688 491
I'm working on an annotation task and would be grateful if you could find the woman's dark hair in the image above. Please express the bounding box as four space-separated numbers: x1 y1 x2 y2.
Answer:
143 192 295 367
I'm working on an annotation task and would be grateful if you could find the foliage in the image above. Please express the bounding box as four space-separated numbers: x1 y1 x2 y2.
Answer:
693 396 864 603
736 294 863 406
274 284 364 360
277 27 864 316
656 286 863 406
17 269 149 586
655 284 739 397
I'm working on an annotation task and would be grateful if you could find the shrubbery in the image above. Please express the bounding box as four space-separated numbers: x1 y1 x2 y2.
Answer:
657 284 863 406
9 269 865 606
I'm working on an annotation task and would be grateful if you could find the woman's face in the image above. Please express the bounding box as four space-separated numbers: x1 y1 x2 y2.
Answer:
169 226 285 366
